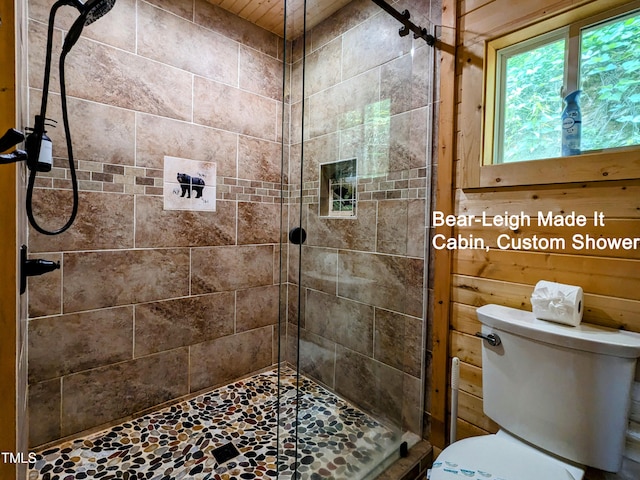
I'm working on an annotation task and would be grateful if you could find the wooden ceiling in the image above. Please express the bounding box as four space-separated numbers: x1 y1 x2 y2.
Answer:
205 0 354 38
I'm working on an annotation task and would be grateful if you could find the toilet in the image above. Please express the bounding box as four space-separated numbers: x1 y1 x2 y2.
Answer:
429 303 640 480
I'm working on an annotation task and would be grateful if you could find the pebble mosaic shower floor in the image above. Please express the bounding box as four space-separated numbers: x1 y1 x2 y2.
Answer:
28 368 399 480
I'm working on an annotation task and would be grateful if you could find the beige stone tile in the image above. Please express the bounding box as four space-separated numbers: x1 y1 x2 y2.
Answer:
135 196 236 248
138 1 238 85
237 202 280 245
305 201 376 251
189 327 273 391
307 69 379 139
144 0 193 20
239 46 282 101
342 11 409 81
238 136 283 184
338 250 424 317
29 190 134 253
193 77 278 141
334 345 404 426
407 199 426 258
28 20 61 94
300 246 338 295
136 113 237 175
29 0 135 54
377 199 408 255
28 378 61 448
300 37 342 97
382 45 432 115
299 328 336 389
236 285 279 332
61 349 189 436
403 373 423 435
135 293 235 356
27 253 62 318
64 38 192 121
28 307 133 383
389 109 429 172
308 0 378 52
63 249 190 312
374 308 423 378
305 289 374 355
191 245 274 294
300 133 339 183
193 0 279 58
57 95 135 165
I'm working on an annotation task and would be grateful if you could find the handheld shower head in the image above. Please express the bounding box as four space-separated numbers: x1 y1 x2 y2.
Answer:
26 0 117 235
63 0 116 53
83 0 117 25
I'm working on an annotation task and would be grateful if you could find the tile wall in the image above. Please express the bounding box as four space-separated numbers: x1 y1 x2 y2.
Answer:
25 0 439 451
284 0 440 438
26 0 284 447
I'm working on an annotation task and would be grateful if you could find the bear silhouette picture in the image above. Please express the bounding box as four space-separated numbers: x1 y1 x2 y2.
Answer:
176 173 205 199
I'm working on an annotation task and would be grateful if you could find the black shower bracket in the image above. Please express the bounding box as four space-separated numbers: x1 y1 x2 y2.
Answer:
370 0 436 45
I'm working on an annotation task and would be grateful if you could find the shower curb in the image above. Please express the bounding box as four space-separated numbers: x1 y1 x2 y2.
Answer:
376 440 433 480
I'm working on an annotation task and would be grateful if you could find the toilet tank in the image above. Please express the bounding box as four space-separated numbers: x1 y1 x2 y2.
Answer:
476 304 640 472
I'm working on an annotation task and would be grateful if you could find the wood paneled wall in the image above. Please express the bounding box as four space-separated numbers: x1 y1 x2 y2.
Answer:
431 0 640 467
0 0 17 478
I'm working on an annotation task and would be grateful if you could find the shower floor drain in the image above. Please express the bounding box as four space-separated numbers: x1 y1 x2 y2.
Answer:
212 442 241 465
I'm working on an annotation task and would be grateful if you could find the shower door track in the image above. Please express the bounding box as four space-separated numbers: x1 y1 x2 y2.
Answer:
370 0 436 45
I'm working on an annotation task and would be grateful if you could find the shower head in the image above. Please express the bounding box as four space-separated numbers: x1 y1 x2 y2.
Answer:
62 0 116 53
82 0 117 25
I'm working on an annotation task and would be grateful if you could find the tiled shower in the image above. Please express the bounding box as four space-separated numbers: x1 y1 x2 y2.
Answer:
23 0 440 477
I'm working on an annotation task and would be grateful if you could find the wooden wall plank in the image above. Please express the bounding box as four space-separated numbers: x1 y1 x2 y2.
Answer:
457 181 640 218
453 249 640 300
456 417 493 440
458 360 483 397
457 390 499 432
450 331 482 368
430 0 459 449
451 302 481 334
480 150 640 187
0 0 17 477
451 274 640 331
453 219 640 260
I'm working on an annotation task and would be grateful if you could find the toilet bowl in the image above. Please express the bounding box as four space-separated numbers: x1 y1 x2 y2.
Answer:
429 430 584 480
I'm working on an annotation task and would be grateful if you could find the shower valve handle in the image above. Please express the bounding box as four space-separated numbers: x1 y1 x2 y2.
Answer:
0 128 25 153
0 150 28 165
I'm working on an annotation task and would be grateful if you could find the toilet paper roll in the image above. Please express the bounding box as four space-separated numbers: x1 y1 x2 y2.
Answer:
530 280 584 326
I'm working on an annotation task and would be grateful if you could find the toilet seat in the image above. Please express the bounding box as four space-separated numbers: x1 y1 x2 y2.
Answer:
428 431 583 480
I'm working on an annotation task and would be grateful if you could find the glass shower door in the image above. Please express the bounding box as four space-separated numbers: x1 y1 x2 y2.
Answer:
282 0 435 478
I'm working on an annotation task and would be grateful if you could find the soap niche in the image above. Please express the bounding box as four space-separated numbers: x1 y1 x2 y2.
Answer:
320 159 357 218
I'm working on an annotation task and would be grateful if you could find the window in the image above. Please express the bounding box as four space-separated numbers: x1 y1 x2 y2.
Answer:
320 159 357 218
490 3 640 164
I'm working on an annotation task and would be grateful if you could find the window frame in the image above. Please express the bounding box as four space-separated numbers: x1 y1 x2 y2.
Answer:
477 0 640 188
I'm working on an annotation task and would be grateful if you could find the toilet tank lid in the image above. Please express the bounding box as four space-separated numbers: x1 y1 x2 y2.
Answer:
477 304 640 358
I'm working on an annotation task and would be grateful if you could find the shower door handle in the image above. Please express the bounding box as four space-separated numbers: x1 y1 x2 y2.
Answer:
288 227 307 245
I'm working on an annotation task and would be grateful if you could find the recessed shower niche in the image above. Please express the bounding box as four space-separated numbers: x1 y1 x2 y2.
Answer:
163 156 217 212
320 159 357 218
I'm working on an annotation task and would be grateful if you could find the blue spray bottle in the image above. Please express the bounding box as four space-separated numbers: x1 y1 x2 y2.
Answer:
561 90 581 156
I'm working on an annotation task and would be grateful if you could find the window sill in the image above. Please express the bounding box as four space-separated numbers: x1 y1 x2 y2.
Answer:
477 147 640 189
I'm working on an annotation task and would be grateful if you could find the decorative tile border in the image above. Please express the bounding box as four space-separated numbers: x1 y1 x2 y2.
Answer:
34 161 426 205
